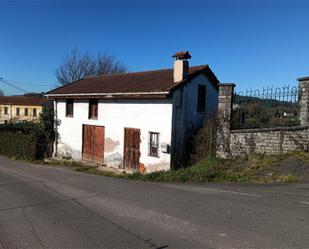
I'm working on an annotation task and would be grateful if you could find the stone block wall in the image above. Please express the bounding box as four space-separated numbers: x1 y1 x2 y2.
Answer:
230 126 309 156
217 83 235 158
217 77 309 158
298 77 309 126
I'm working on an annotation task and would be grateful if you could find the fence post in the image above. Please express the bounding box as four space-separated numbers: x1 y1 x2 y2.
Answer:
298 77 309 126
216 83 235 158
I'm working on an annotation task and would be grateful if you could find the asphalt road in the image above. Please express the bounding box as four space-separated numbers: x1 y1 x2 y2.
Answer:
0 156 308 249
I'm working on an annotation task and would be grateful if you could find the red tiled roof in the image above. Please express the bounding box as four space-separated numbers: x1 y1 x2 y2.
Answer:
46 65 219 97
0 96 47 106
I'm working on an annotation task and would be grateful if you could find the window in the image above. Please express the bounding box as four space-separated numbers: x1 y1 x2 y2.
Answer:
33 108 37 117
88 99 98 119
197 85 206 112
24 108 28 116
16 108 20 116
149 132 159 157
4 107 8 115
66 99 74 117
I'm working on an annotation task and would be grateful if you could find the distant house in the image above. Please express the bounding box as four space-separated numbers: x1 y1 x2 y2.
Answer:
0 96 46 124
46 51 219 172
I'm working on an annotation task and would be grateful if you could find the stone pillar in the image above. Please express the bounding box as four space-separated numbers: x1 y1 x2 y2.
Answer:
298 77 309 126
216 83 235 158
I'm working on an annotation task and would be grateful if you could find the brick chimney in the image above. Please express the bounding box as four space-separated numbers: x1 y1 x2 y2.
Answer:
172 51 191 82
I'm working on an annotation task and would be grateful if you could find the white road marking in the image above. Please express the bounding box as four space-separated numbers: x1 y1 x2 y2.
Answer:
213 189 262 198
301 201 309 205
164 184 262 198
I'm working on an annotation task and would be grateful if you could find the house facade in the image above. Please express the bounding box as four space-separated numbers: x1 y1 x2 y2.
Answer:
0 96 46 124
46 52 219 172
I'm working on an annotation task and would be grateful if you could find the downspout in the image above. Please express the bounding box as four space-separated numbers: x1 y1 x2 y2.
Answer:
52 99 58 158
171 94 176 169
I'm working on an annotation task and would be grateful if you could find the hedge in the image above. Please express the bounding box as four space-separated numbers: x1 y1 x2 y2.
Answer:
0 131 38 160
0 121 53 161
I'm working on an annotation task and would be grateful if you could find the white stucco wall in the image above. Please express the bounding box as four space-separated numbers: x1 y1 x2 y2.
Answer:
184 74 219 128
171 74 219 166
55 99 173 172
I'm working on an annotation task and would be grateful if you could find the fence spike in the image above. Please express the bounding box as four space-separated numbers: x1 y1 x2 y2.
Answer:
232 84 299 129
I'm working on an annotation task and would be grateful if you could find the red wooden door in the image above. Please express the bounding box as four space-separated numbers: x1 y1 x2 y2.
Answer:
82 125 104 163
124 128 141 170
83 125 94 162
93 126 105 163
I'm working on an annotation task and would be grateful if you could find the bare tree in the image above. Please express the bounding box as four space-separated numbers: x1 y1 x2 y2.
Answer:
55 48 128 85
96 53 128 75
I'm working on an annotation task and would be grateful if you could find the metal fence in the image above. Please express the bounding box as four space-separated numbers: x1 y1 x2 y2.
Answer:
232 85 300 129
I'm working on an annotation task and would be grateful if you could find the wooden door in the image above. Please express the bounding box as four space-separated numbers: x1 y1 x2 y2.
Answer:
82 125 104 163
93 126 105 163
124 128 141 170
83 125 94 162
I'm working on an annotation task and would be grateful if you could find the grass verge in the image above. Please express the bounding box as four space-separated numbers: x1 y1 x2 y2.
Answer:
37 153 303 183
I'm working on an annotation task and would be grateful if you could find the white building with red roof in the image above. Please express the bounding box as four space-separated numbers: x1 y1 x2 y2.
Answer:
46 51 219 172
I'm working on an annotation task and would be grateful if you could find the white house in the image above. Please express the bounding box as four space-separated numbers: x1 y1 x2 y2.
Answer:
46 51 219 172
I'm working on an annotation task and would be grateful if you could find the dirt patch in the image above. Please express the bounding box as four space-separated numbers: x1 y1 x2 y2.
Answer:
277 158 309 182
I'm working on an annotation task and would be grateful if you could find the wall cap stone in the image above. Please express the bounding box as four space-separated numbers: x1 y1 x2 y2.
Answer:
231 125 309 134
218 83 236 87
297 76 309 81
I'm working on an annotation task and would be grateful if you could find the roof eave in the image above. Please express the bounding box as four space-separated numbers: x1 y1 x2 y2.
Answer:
169 66 219 93
45 91 171 100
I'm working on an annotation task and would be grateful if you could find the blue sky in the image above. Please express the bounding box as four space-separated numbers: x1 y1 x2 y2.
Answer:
0 0 308 95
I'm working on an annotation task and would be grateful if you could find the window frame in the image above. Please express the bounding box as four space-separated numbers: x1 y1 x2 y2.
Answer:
149 132 159 158
33 108 37 117
24 108 28 116
4 107 8 115
16 107 20 116
88 99 98 120
66 99 74 117
197 85 207 113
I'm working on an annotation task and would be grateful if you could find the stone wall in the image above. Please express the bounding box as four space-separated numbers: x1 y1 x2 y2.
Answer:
230 126 309 156
216 83 235 158
298 77 309 125
217 77 309 158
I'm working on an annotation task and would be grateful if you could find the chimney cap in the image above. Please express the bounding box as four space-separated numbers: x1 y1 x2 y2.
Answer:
172 51 191 60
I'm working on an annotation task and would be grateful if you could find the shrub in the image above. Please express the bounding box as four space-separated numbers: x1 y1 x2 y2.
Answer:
0 132 37 160
190 115 217 164
0 102 55 160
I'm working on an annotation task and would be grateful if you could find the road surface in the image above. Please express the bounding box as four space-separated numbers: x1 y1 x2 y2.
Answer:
0 156 308 249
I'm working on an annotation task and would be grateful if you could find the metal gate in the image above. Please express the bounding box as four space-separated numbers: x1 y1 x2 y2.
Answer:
82 125 105 163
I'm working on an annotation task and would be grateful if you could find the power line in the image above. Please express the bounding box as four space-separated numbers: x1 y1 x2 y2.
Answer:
0 77 56 95
0 78 29 93
5 78 55 87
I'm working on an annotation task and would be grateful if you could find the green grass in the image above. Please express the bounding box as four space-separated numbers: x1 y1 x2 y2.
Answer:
125 153 301 183
12 153 302 184
277 174 299 183
127 155 221 183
